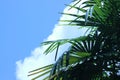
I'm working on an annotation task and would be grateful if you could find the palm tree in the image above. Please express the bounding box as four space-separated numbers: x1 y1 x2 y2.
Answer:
28 0 120 80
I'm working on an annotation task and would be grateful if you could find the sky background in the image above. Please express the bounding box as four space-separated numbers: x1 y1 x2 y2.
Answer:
0 0 71 80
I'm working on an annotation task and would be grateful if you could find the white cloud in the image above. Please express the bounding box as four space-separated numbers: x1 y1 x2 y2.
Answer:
16 0 88 80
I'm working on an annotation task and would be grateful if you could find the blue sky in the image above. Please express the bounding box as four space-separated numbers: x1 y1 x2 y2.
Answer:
0 0 70 80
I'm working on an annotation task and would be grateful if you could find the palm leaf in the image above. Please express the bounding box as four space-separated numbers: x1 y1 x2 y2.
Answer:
28 64 53 80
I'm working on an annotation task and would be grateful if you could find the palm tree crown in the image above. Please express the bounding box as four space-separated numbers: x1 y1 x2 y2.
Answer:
29 0 120 80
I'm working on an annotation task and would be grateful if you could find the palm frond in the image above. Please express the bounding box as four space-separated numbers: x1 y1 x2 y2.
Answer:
28 64 53 80
41 36 87 54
